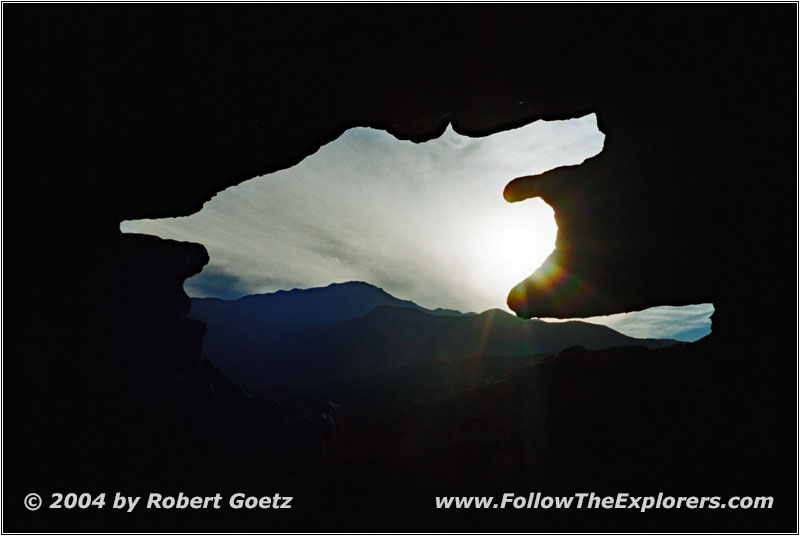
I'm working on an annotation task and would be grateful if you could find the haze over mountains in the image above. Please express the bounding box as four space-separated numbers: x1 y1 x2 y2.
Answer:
190 281 680 393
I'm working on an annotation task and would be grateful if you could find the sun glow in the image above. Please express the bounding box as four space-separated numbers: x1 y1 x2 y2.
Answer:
466 199 557 309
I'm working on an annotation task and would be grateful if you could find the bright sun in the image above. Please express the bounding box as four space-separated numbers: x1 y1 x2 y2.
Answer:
466 198 557 310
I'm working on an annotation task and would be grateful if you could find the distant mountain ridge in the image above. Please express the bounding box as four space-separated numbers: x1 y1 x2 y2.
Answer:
191 281 467 328
190 282 681 392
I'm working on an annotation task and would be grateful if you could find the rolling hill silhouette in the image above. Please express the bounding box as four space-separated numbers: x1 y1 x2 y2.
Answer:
190 282 680 392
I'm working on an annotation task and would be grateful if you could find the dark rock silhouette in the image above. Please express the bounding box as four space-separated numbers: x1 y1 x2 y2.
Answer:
330 340 790 532
4 5 795 532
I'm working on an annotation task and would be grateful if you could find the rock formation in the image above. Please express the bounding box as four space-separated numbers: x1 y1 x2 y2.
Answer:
4 5 795 532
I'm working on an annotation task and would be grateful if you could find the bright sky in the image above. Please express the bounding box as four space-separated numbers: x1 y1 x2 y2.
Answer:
121 114 712 341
